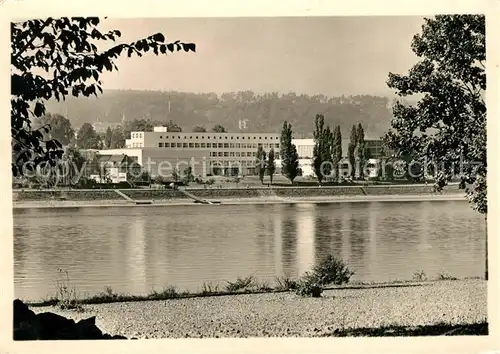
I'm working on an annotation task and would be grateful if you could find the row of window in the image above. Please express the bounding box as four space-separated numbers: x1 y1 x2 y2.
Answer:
210 160 260 167
158 142 280 149
131 133 279 140
208 151 281 158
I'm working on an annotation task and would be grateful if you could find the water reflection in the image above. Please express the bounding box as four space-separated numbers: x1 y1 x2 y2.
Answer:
313 205 332 263
281 205 297 278
295 204 315 276
127 218 147 294
13 201 486 300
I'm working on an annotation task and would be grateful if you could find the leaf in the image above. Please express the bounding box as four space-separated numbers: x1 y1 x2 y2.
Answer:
33 102 45 117
182 43 196 52
166 43 174 52
152 33 165 42
103 59 112 71
160 44 166 54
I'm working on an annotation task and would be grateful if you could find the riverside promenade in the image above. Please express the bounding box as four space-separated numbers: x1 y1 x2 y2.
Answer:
12 184 465 209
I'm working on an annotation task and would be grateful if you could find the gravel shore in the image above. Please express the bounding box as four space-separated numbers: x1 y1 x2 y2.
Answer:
30 279 486 338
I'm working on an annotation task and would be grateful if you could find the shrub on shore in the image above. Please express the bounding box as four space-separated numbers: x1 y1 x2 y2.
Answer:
226 276 257 292
55 268 83 311
295 272 323 298
312 254 355 286
295 254 354 297
413 270 428 282
274 276 298 291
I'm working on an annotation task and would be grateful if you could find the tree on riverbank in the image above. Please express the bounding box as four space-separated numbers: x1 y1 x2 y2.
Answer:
313 114 333 184
267 148 276 184
384 15 487 277
11 17 195 177
347 125 357 179
255 146 267 184
355 123 366 179
280 121 300 184
331 125 342 181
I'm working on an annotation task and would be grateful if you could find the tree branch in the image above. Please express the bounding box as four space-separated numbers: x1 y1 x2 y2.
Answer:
13 18 53 62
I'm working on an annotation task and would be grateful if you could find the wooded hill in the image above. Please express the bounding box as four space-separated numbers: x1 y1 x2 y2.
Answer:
44 89 412 138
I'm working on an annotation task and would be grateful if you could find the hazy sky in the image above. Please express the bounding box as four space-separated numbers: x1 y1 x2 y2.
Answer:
98 16 425 97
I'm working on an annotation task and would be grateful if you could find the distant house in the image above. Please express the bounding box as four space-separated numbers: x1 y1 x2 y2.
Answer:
89 154 140 184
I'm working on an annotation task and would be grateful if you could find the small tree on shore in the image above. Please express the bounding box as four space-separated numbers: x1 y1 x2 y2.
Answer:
347 125 358 179
280 121 300 184
182 166 194 185
313 114 325 184
255 145 267 184
331 125 342 182
171 168 179 182
313 114 333 184
267 148 276 185
356 123 366 179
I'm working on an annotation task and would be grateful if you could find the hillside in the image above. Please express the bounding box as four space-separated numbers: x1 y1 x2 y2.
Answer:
44 90 411 138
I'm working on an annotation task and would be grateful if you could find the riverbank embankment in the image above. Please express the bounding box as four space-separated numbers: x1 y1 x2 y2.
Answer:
29 279 486 338
12 184 465 209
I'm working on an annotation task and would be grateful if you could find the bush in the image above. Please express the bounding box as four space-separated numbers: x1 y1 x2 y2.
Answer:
312 254 354 286
200 281 220 295
294 254 353 298
274 276 298 291
436 273 458 281
295 272 323 297
413 270 428 282
226 276 257 292
54 268 83 311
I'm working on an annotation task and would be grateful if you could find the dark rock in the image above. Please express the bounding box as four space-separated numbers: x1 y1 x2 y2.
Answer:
13 299 36 328
13 299 129 340
76 316 103 339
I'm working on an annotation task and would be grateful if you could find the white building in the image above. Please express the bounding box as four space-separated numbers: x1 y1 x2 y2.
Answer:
121 128 281 176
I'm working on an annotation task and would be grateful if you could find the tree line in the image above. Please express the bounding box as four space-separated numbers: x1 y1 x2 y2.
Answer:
45 90 399 138
272 115 373 185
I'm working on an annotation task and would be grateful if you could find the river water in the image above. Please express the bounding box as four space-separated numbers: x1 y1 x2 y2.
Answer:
13 200 485 301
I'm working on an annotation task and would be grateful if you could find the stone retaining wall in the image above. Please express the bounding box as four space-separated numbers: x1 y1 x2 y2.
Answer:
13 184 461 202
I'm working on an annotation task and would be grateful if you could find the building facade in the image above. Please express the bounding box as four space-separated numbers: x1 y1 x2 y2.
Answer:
124 127 281 176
